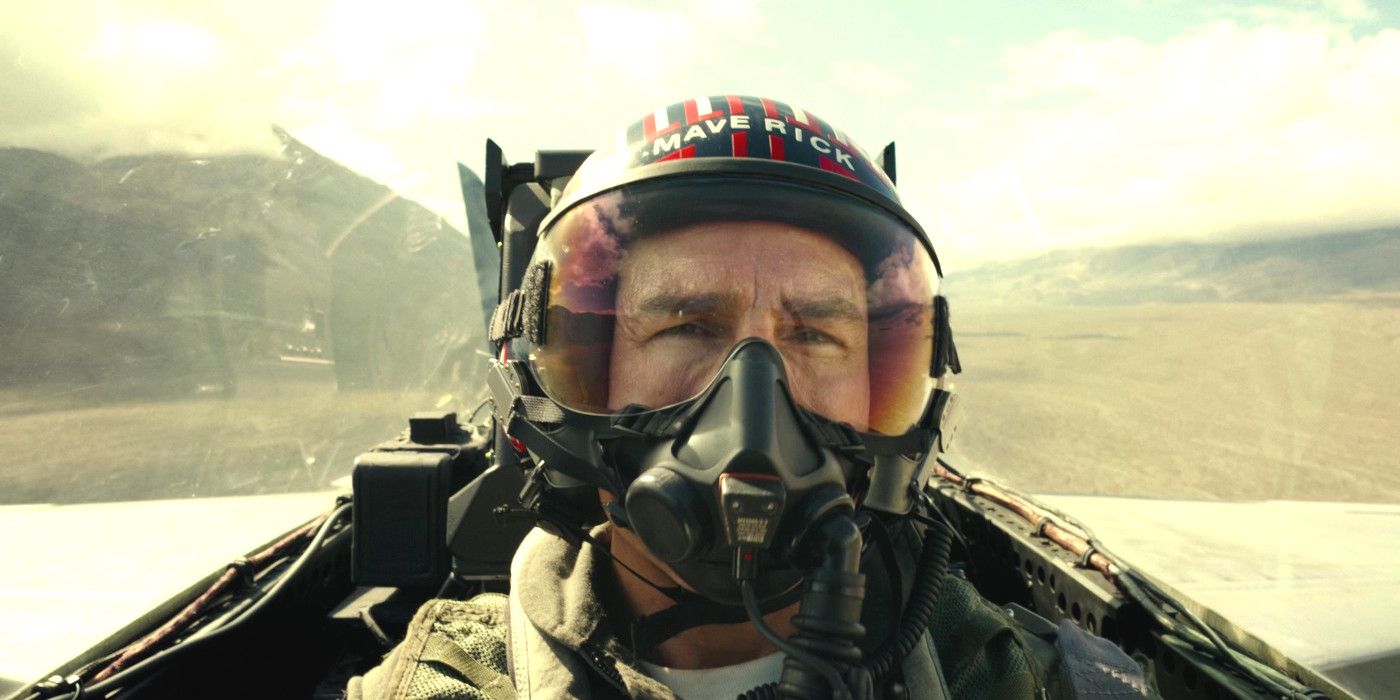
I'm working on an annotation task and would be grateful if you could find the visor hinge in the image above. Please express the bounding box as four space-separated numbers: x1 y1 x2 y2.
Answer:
491 261 552 345
933 295 962 378
488 290 525 344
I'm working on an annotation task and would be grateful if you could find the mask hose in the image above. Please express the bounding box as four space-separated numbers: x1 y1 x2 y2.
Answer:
737 514 873 700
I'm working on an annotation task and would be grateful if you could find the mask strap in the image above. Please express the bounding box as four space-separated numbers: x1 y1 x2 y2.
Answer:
535 505 805 658
527 506 679 598
628 584 806 658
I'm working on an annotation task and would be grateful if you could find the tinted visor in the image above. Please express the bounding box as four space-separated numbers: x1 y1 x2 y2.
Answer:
523 177 939 435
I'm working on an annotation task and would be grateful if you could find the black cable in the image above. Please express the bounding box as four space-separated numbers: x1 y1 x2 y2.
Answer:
1122 570 1321 699
49 502 353 699
21 648 125 700
861 511 952 685
466 397 493 426
740 580 854 700
859 511 904 637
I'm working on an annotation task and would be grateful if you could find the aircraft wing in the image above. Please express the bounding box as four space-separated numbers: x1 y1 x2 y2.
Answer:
1037 495 1400 699
0 490 341 694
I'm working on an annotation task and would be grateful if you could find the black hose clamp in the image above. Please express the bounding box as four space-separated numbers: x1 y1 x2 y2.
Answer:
228 556 256 588
959 476 982 495
1077 545 1100 569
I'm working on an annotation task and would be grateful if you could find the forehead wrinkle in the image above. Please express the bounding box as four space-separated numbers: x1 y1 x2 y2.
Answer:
752 270 759 312
616 220 868 316
621 258 867 322
636 290 745 316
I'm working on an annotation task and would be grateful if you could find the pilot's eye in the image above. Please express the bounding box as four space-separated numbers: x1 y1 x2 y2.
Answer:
657 322 718 339
789 327 842 346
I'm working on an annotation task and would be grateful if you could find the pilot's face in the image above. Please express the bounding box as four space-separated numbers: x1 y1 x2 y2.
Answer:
608 221 871 430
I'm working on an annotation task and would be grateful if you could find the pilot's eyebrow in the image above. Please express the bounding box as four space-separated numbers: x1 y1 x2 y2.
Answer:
784 296 864 322
636 291 743 316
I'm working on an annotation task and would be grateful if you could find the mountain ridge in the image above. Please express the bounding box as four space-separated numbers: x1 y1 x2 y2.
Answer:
942 229 1400 305
0 137 483 392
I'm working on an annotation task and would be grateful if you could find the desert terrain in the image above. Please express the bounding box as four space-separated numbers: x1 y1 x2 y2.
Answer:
948 301 1400 503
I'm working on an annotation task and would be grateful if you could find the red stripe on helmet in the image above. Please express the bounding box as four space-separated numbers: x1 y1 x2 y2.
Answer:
643 109 679 141
684 97 723 125
732 131 748 157
825 127 857 153
657 144 697 162
726 94 745 115
760 98 780 119
819 155 859 180
786 105 825 135
768 135 785 161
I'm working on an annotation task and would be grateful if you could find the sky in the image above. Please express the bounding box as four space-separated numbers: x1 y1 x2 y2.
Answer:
3 0 1399 267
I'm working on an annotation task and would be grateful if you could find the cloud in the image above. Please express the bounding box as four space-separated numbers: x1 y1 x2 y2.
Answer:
555 0 768 113
574 3 698 81
1312 0 1378 21
0 0 782 237
1213 0 1380 24
923 15 1400 265
6 0 1397 271
0 0 499 232
832 60 912 100
3 3 298 158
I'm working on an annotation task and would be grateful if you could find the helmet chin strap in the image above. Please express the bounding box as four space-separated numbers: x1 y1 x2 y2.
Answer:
584 502 809 657
627 583 806 658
